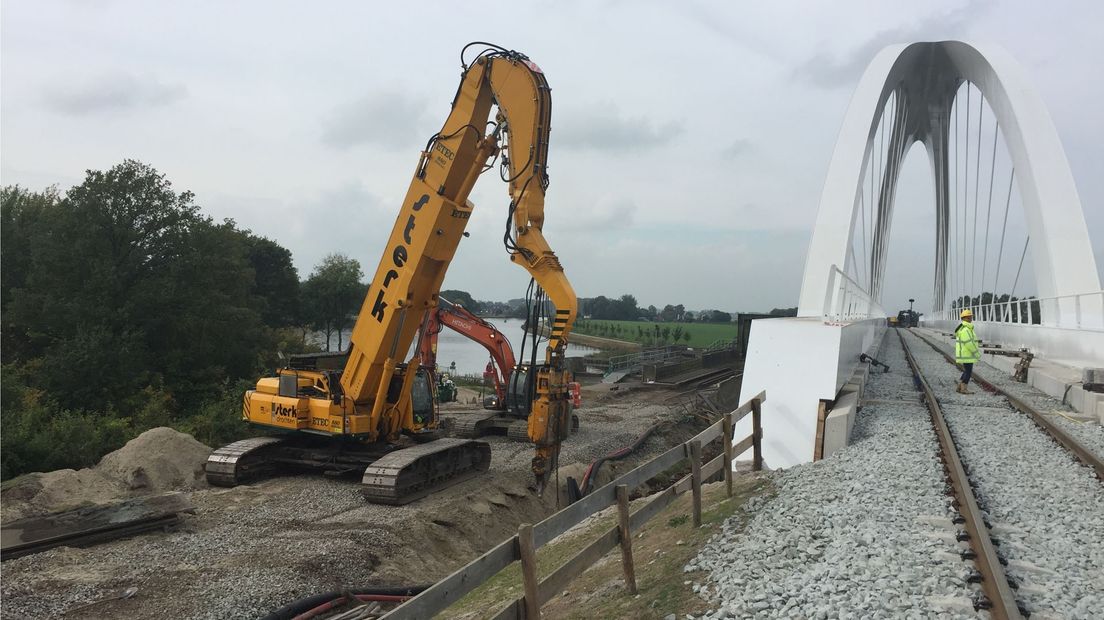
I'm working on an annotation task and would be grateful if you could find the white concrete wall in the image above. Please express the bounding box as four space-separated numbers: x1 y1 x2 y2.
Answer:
737 317 885 468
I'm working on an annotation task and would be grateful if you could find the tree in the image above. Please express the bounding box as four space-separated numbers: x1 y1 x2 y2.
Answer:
245 235 301 327
303 254 364 351
1 162 311 478
3 161 272 409
704 310 732 323
615 294 639 320
440 289 482 312
769 307 798 317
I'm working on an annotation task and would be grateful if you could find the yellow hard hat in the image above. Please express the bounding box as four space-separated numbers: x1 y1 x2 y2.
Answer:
960 309 973 318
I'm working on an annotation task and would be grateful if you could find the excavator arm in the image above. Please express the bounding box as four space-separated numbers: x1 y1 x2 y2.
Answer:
340 44 576 492
418 298 516 406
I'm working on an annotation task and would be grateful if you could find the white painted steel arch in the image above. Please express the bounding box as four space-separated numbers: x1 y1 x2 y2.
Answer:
796 41 1101 326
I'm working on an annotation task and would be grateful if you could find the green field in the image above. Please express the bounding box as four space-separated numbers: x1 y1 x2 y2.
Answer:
572 319 737 348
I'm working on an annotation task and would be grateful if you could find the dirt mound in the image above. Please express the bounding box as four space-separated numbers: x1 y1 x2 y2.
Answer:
97 427 212 492
1 469 126 522
1 427 211 522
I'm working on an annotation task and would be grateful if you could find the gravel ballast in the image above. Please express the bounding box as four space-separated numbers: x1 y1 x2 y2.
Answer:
902 329 1104 618
912 328 1104 460
687 334 979 619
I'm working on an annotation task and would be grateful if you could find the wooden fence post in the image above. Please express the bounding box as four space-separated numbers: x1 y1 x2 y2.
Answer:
615 484 637 594
752 398 763 471
721 414 734 497
518 524 540 620
813 400 828 461
689 440 703 527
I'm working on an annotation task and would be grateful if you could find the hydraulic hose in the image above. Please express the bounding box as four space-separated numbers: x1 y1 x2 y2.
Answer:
577 421 665 497
258 585 431 620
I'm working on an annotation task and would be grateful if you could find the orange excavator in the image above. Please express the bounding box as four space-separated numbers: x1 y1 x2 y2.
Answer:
418 297 580 441
419 297 516 409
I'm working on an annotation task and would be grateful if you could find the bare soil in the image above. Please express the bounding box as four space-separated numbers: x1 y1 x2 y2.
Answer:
1 386 717 620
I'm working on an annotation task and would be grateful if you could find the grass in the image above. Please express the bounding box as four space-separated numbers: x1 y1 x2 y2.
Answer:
443 475 773 619
572 320 738 349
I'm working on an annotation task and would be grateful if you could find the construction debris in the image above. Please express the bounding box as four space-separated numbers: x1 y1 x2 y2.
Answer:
1 493 194 560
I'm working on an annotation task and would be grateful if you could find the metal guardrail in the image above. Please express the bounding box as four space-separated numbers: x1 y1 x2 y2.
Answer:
928 290 1104 331
822 264 884 322
605 345 685 376
381 392 766 620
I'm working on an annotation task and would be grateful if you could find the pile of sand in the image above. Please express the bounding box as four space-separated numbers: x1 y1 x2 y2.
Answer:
97 427 212 492
1 427 212 522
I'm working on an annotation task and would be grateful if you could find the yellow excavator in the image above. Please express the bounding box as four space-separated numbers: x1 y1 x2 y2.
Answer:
206 42 577 503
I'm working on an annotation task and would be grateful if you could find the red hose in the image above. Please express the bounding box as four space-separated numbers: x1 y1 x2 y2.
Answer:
292 594 413 620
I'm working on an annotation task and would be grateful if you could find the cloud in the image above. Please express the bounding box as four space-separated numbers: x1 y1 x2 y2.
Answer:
720 138 754 159
794 2 983 89
561 198 637 232
321 90 429 149
554 108 682 151
42 73 186 115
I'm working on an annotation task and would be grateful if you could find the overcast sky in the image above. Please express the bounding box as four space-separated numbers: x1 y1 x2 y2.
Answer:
3 0 1101 314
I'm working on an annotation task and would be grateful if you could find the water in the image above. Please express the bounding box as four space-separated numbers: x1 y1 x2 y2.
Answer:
318 317 597 376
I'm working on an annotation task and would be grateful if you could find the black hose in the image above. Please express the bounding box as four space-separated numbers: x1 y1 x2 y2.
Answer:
258 585 431 620
577 421 665 497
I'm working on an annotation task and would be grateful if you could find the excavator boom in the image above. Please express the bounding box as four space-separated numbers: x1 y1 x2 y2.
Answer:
212 43 578 501
419 298 516 406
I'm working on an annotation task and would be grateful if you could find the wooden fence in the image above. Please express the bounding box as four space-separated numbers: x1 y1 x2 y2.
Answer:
381 391 766 620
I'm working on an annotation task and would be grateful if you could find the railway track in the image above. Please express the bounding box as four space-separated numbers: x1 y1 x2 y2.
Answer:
897 328 1104 618
909 329 1104 478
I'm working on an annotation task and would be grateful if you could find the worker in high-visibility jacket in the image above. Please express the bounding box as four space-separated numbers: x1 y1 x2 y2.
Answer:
955 309 980 394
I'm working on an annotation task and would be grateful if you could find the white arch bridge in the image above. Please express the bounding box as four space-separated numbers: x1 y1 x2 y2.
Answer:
739 41 1103 468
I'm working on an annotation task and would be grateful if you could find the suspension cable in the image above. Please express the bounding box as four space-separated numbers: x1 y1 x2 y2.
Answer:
992 170 1016 295
951 90 960 311
1009 236 1030 301
980 120 999 300
963 82 972 306
971 88 984 299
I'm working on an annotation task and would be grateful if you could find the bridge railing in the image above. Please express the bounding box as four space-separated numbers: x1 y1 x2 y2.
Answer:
822 264 884 322
929 290 1104 331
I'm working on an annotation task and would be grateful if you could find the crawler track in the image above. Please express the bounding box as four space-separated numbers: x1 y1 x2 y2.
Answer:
897 329 1023 618
205 435 492 505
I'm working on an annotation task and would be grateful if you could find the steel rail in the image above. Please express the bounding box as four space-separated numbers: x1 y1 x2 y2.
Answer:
896 330 1023 619
910 330 1104 480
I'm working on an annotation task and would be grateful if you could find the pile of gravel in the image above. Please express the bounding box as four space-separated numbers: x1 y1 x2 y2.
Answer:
686 335 978 619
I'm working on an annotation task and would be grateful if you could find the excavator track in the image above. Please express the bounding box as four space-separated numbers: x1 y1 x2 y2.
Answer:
204 436 287 487
506 421 531 442
362 438 491 505
449 413 500 439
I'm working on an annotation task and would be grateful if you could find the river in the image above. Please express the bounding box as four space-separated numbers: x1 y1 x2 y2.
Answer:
318 318 598 377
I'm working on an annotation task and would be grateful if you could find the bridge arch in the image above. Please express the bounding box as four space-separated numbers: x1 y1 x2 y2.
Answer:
796 41 1100 326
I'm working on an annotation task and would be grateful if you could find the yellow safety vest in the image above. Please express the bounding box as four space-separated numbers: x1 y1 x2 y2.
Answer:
955 322 980 364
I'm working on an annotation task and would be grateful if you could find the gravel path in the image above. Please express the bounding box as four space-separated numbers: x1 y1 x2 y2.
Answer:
687 334 980 619
903 329 1104 618
913 328 1104 460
